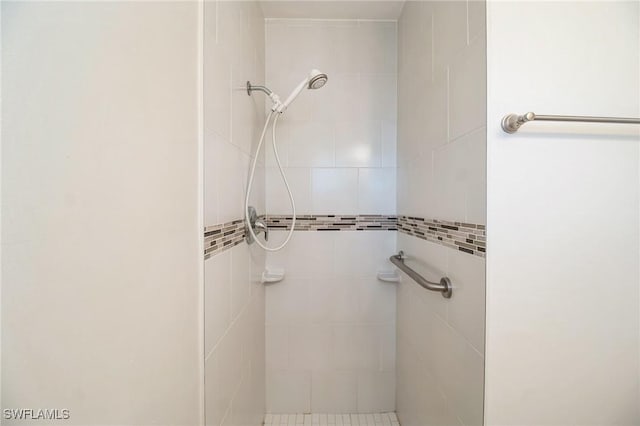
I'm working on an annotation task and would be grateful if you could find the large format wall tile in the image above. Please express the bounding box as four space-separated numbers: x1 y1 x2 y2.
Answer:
265 19 397 218
204 2 266 426
265 231 397 414
397 2 486 425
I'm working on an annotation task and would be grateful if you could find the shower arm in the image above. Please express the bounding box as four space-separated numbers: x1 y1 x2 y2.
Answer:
246 81 283 111
246 81 273 96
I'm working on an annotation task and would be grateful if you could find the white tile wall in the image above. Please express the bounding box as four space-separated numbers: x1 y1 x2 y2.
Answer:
397 1 486 225
311 371 359 413
205 0 267 227
310 168 360 214
265 19 397 216
205 241 266 426
358 169 397 215
267 370 312 414
266 231 397 414
396 2 486 426
264 19 398 415
204 2 266 426
396 234 485 426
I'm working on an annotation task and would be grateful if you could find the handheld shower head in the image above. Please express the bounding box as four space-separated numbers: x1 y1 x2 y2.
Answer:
277 69 328 113
308 70 328 89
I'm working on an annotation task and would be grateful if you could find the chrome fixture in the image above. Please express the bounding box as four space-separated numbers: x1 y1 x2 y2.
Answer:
389 251 452 299
244 69 328 252
246 82 274 97
245 206 269 244
246 81 283 112
501 111 640 133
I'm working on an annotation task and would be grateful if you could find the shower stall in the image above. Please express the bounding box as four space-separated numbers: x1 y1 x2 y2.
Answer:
2 1 639 426
203 2 486 425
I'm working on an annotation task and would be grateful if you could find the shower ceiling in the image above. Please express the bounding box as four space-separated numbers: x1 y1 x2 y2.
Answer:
259 0 405 20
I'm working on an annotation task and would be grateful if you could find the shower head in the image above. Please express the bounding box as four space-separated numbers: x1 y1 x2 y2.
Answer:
308 71 328 90
277 69 328 113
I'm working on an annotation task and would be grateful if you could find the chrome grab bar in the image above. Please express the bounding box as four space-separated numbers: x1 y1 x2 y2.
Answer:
501 112 640 133
389 251 452 299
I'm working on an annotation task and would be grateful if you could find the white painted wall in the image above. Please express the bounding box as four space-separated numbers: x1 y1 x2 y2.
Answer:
203 1 267 426
1 2 201 425
264 19 398 414
396 1 486 425
485 1 640 424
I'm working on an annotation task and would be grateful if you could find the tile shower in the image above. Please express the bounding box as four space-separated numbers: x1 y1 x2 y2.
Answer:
3 1 638 425
204 2 486 426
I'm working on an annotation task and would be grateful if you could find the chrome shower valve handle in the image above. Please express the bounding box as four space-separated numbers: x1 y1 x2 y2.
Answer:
254 218 269 241
245 206 269 244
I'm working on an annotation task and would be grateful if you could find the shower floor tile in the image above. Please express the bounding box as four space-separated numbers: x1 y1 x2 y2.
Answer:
263 412 400 426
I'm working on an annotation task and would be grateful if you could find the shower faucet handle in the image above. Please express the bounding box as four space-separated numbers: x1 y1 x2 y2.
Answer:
245 206 269 244
254 218 269 241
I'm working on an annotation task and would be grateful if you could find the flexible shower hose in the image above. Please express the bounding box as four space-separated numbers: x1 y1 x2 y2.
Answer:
244 111 296 251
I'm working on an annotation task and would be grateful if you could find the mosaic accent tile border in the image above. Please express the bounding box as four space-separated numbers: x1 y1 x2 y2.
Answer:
203 215 486 259
204 219 245 260
264 214 398 231
397 216 486 257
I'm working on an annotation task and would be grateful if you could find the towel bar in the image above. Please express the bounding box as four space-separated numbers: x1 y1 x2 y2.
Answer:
501 112 640 133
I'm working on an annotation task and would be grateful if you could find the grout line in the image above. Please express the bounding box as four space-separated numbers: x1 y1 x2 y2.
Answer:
220 403 231 426
205 269 257 362
466 0 470 45
431 12 435 84
449 125 487 144
400 274 485 358
264 18 398 23
446 66 451 144
215 0 219 45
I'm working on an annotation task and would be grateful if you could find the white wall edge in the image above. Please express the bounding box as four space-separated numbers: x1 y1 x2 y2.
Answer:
0 0 4 410
197 0 205 424
483 1 493 422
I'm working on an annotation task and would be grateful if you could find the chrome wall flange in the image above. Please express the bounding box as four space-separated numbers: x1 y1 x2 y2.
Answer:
440 277 453 299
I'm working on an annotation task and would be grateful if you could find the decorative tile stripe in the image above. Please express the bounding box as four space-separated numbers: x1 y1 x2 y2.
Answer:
203 215 486 259
203 219 245 260
264 214 398 231
397 216 486 258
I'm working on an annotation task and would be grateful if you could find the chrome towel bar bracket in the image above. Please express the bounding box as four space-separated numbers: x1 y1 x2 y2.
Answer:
501 112 640 133
390 251 452 299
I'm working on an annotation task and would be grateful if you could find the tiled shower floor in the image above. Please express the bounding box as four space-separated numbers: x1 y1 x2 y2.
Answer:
264 413 400 426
